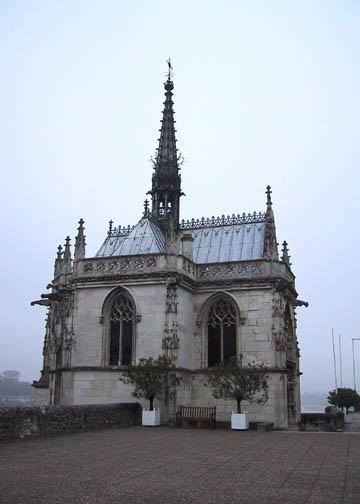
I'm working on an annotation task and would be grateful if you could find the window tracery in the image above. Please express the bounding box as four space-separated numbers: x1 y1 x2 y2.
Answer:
207 298 237 367
109 292 135 365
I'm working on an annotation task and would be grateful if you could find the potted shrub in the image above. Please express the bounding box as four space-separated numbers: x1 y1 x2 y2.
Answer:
119 355 181 426
203 355 269 430
327 388 360 424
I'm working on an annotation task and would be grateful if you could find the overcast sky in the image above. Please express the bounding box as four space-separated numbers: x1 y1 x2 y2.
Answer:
1 1 359 395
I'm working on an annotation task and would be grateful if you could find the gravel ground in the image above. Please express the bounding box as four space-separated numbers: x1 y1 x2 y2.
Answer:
0 425 359 504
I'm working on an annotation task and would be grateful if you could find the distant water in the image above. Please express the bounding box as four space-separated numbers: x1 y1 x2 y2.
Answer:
301 403 328 413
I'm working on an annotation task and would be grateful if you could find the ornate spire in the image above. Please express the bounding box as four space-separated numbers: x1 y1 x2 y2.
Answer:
74 218 86 261
63 236 72 274
149 61 183 231
281 240 291 266
263 186 279 260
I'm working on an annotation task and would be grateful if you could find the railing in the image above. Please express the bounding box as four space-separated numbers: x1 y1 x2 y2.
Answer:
106 211 267 237
180 212 266 230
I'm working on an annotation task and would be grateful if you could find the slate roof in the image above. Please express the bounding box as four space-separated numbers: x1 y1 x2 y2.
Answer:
96 218 165 257
96 217 266 263
187 223 265 263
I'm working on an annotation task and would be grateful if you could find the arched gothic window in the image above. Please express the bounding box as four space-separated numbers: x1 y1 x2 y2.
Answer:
109 292 134 365
207 298 237 367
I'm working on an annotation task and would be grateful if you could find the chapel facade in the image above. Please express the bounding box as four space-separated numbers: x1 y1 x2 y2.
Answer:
32 67 307 428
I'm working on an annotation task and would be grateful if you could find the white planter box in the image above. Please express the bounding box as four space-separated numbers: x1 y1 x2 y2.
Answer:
142 409 160 426
231 412 249 430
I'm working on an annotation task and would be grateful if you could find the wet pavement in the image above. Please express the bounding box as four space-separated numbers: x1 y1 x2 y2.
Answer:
0 421 359 504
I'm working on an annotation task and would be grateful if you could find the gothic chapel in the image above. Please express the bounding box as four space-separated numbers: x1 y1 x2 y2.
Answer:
32 66 307 428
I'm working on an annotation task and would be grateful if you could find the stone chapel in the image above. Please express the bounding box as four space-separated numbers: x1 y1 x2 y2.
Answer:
32 66 307 428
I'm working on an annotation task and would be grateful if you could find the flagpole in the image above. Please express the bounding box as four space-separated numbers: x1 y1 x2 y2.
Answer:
332 329 338 393
339 333 343 388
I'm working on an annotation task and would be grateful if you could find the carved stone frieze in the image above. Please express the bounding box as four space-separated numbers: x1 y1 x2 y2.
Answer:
251 263 261 275
198 262 262 281
81 256 158 277
96 262 106 272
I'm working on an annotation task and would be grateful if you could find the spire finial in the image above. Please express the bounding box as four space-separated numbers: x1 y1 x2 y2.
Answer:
63 236 71 259
108 220 113 235
266 185 272 208
281 240 291 266
74 219 86 261
54 244 63 278
56 245 63 260
143 199 150 217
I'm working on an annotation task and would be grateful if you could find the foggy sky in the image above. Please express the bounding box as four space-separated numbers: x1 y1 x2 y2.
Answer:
1 1 359 394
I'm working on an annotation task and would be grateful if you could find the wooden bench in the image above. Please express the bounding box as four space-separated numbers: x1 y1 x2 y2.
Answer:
257 422 274 432
176 406 216 429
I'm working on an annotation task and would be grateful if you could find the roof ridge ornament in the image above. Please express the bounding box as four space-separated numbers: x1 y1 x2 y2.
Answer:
180 212 266 229
143 199 150 217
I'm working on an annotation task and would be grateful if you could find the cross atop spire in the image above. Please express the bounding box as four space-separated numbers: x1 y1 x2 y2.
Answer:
167 57 173 80
56 245 63 261
266 185 272 208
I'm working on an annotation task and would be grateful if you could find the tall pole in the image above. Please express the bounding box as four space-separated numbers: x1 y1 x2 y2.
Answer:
339 333 343 388
353 339 356 391
352 338 360 392
332 329 338 393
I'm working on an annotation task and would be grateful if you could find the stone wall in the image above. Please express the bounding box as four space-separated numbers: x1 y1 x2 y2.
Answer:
0 402 141 441
300 412 344 432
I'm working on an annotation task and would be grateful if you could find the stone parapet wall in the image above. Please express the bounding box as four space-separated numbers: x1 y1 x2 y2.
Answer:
0 402 141 441
75 254 293 284
300 412 344 432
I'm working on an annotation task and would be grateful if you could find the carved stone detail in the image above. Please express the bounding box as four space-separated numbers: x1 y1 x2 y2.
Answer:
166 276 178 313
273 292 286 317
82 256 158 276
183 258 196 276
198 262 262 281
162 321 179 350
272 326 286 352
